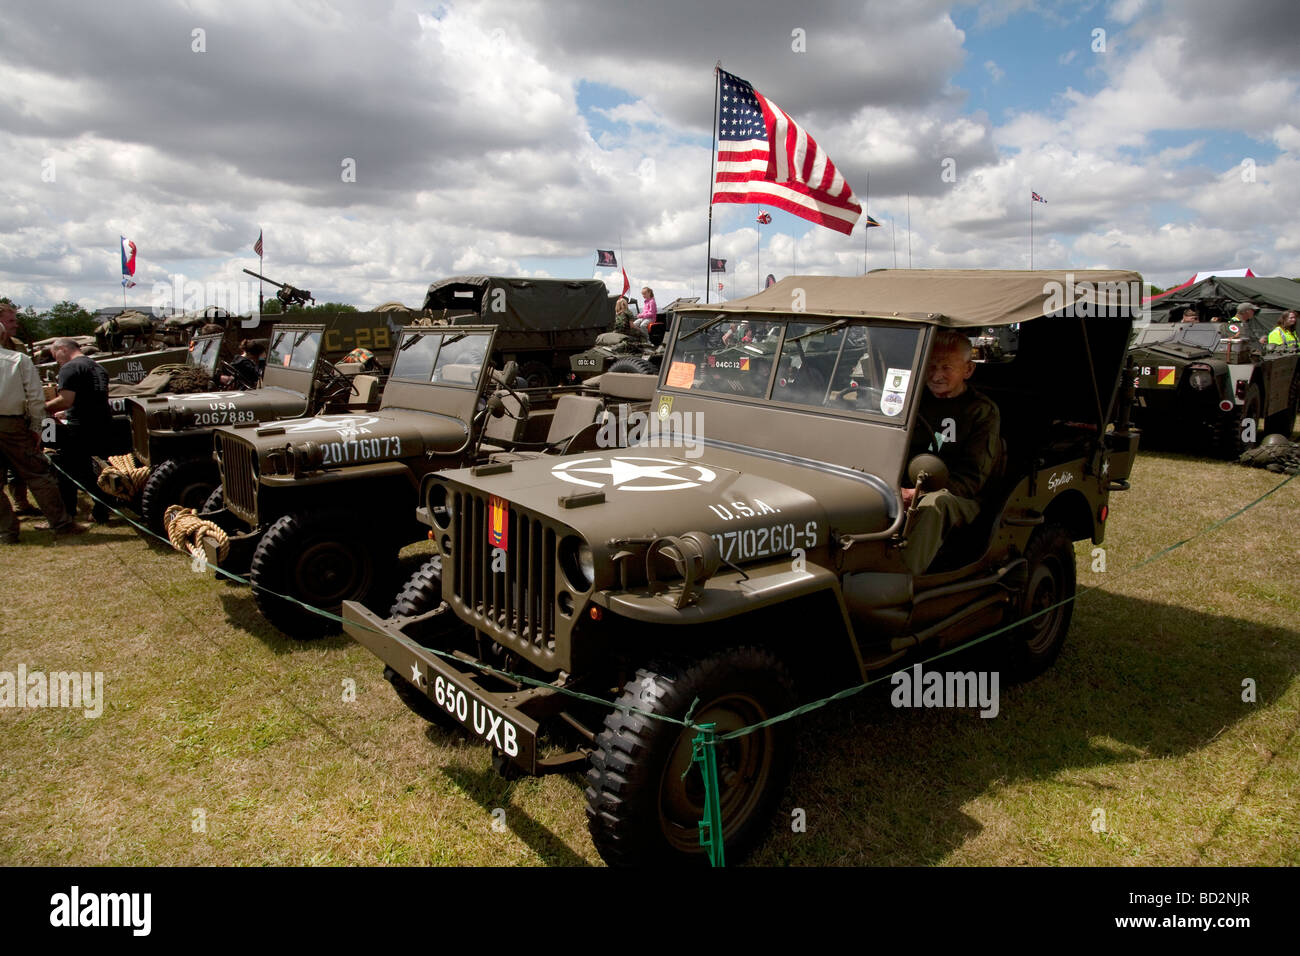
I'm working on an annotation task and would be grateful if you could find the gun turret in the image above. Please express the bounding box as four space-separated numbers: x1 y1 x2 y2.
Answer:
243 268 316 308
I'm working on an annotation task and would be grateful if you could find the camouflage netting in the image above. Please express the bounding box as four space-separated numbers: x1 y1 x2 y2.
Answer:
1239 437 1300 474
107 364 213 399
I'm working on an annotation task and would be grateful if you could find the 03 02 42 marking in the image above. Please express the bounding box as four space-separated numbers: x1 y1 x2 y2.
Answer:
711 520 817 562
319 435 402 465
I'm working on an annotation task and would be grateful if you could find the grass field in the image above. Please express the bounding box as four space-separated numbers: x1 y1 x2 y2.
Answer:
1 449 1297 867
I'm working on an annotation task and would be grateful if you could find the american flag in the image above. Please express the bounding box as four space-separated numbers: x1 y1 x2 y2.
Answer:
713 69 861 235
1032 192 1047 203
709 257 727 272
253 229 264 257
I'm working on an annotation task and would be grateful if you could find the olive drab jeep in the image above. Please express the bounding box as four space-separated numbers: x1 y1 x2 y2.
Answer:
1128 320 1300 456
341 269 1142 866
201 326 655 641
121 325 370 534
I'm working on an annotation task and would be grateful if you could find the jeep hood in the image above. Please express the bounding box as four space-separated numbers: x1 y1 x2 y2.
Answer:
444 445 897 555
232 410 470 461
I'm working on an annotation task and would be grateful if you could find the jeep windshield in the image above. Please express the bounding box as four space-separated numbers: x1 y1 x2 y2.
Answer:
268 329 323 371
663 314 924 421
188 336 223 374
390 330 490 386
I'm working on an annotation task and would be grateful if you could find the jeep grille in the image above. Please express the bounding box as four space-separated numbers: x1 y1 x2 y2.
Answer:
218 435 258 524
130 404 150 465
449 490 559 666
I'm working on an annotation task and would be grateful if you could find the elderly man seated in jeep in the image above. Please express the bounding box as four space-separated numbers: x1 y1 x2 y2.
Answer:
902 330 1002 576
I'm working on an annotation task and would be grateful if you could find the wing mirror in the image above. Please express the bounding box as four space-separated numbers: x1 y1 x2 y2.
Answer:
907 453 949 492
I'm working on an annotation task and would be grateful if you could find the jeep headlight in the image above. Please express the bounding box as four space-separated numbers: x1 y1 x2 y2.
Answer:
559 536 595 591
1187 368 1214 390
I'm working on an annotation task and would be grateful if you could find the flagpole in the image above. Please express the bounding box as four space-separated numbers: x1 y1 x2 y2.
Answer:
756 218 761 293
891 220 897 268
705 62 721 304
906 194 912 269
862 172 869 274
1029 197 1034 270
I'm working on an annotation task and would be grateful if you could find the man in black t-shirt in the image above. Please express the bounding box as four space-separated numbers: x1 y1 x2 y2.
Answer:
45 338 111 522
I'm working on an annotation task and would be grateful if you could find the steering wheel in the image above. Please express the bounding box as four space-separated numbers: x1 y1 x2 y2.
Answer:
220 361 253 390
314 360 360 403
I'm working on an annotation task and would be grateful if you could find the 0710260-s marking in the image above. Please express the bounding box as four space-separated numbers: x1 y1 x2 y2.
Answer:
319 435 402 465
711 521 817 562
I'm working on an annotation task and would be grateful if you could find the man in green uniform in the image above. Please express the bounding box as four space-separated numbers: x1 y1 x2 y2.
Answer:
902 330 1001 576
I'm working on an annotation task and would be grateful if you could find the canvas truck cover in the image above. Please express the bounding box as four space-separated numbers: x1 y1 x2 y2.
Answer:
1146 275 1300 339
678 269 1144 328
421 276 613 333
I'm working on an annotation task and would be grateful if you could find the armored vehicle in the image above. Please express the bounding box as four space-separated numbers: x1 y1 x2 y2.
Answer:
1129 321 1299 455
202 326 651 640
342 269 1142 866
124 325 370 533
569 297 700 379
422 276 615 387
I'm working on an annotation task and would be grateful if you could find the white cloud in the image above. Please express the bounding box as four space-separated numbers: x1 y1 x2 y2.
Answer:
984 59 1006 83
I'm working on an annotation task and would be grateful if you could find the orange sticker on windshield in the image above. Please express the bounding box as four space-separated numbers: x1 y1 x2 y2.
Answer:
666 361 696 388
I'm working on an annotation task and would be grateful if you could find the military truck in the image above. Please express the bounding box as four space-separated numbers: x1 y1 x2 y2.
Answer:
342 269 1142 866
423 276 615 387
124 324 372 533
1128 320 1299 455
569 297 700 379
201 326 654 639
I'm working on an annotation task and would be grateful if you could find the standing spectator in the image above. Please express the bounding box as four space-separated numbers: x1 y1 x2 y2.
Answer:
633 286 657 333
45 338 111 523
1264 310 1298 349
1 303 38 514
1 315 82 542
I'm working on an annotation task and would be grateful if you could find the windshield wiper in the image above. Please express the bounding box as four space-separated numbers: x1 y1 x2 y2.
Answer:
679 313 731 342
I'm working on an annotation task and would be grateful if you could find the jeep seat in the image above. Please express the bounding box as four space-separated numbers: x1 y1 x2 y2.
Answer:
478 392 530 452
348 374 380 408
487 394 606 462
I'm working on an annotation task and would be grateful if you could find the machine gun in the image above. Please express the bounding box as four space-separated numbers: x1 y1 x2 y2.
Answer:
243 269 316 309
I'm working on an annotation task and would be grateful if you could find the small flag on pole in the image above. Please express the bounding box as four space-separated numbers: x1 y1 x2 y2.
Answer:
1032 192 1047 203
596 249 617 267
864 215 882 228
621 267 630 296
120 236 137 276
253 229 264 256
709 258 727 272
755 211 772 225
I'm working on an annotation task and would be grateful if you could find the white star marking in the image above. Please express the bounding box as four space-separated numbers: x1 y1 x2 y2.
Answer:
410 662 424 687
552 456 718 492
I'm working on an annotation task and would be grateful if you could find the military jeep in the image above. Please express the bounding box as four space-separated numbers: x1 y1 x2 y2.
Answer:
341 269 1141 866
124 325 368 533
1128 320 1299 455
203 327 650 640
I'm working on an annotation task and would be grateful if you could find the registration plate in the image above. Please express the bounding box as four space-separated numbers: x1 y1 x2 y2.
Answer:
428 670 521 758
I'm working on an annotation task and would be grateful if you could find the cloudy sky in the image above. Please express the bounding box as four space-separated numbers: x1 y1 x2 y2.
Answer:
1 0 1297 313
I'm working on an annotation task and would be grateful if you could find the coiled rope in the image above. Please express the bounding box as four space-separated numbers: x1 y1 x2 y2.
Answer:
164 505 230 563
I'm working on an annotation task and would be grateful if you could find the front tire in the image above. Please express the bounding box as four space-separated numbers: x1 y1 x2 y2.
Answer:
250 509 396 640
1006 523 1076 682
607 356 657 375
141 457 219 536
585 647 796 866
